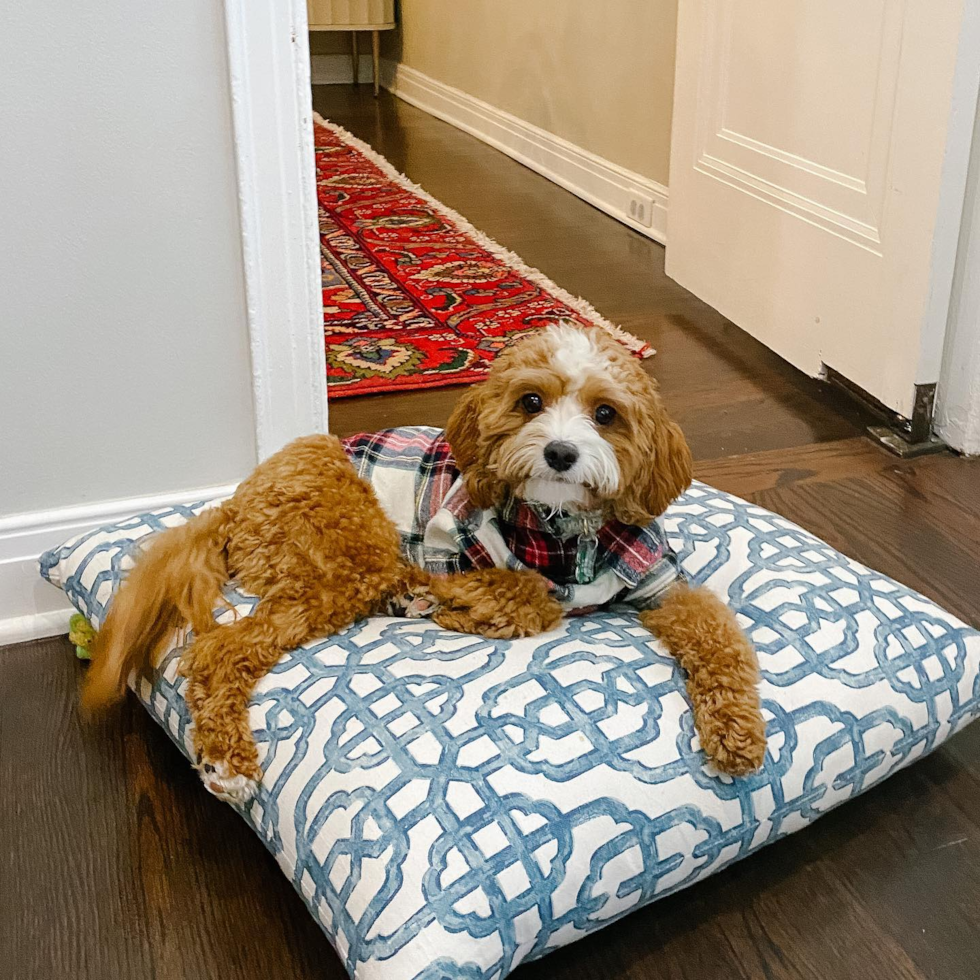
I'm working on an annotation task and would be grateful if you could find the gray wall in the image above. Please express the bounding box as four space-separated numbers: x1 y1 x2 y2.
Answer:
0 0 256 517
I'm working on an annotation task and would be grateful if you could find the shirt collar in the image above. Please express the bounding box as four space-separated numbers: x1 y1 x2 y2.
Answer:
496 493 606 541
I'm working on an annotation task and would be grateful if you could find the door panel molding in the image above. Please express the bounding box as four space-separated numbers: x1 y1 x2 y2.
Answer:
691 0 907 249
668 0 979 417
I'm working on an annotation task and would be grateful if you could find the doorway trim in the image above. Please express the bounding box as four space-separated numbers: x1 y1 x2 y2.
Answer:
223 0 328 461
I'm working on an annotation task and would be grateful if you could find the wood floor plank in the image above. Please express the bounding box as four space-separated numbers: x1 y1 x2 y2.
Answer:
0 638 153 980
880 455 980 535
694 438 896 497
0 638 342 980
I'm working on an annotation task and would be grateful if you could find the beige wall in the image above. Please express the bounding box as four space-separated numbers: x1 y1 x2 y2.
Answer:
385 0 677 185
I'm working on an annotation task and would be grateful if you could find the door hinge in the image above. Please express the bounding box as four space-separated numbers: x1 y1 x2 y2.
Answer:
868 382 947 458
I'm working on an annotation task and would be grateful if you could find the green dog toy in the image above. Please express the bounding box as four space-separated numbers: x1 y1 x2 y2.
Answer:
68 613 97 661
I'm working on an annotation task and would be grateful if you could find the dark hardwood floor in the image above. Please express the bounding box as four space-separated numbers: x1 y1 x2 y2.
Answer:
2 86 978 980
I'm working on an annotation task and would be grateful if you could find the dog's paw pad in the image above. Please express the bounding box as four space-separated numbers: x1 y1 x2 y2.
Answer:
386 586 441 619
196 759 259 806
404 592 439 618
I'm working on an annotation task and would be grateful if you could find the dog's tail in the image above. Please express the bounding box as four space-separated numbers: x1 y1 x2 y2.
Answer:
81 505 231 714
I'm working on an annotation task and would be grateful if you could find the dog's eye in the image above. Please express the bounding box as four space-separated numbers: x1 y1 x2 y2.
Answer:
521 393 544 414
594 404 617 425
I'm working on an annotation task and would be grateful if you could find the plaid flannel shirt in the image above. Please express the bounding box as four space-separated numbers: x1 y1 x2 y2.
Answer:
342 426 681 613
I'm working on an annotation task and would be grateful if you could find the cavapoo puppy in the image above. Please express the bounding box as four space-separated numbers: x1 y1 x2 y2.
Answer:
85 321 765 804
345 322 767 774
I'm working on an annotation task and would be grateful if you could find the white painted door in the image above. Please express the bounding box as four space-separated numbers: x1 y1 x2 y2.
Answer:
667 1 980 418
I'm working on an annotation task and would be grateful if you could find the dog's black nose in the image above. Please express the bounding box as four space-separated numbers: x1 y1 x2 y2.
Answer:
544 441 579 473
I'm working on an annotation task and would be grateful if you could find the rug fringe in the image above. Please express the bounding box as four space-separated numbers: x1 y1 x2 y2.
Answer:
312 112 655 360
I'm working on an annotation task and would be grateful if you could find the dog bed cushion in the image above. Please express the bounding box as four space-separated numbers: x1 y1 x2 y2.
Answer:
40 482 980 980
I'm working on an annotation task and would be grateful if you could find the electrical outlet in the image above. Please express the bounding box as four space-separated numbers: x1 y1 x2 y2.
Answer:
628 195 654 229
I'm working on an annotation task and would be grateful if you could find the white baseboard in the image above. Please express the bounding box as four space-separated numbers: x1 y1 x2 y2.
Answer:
382 62 669 244
0 483 237 647
311 53 376 85
0 611 78 648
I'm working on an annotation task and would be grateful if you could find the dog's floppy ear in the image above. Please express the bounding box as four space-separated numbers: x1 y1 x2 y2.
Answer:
445 383 484 471
643 415 693 518
614 410 692 526
445 382 504 509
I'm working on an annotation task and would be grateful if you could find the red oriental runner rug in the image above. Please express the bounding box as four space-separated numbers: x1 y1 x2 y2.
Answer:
313 113 653 398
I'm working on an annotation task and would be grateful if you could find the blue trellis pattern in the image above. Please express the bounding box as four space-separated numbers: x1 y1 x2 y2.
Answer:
40 482 980 980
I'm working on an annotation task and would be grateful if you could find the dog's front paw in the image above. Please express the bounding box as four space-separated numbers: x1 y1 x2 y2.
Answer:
430 569 563 639
195 756 261 806
492 587 563 638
